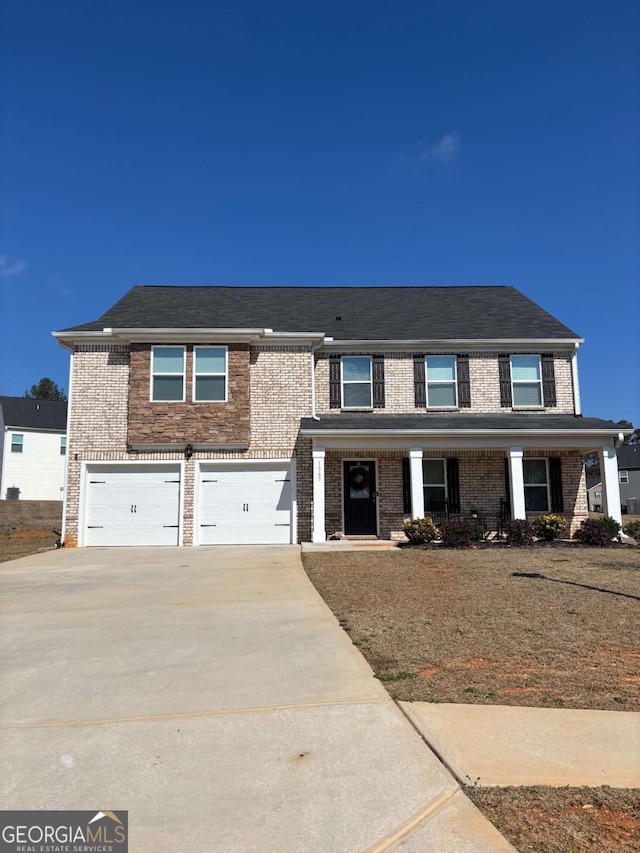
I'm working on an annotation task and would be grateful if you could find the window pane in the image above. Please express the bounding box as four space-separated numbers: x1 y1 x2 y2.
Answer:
423 459 445 484
195 347 226 374
195 376 226 401
511 356 540 381
343 383 372 407
153 347 184 374
153 375 184 401
524 460 547 484
60 437 66 455
525 486 549 512
424 486 446 508
428 383 457 407
11 434 23 453
427 356 455 382
342 357 371 382
513 383 542 406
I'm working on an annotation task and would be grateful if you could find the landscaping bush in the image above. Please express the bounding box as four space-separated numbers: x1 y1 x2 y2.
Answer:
622 520 640 542
439 518 484 548
503 519 534 546
403 517 438 544
573 516 622 546
531 513 567 541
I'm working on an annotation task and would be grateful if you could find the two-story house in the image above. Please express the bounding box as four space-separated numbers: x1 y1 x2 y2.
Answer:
0 396 68 501
53 285 628 547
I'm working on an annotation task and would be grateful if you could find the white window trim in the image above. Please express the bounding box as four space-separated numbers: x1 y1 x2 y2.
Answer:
619 470 629 484
193 346 228 403
511 354 544 409
422 458 447 506
11 433 24 453
340 356 373 409
425 356 458 408
523 457 550 512
151 345 186 402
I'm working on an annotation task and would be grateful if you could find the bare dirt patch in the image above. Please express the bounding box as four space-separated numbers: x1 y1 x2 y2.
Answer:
302 547 640 710
0 501 62 563
467 786 640 853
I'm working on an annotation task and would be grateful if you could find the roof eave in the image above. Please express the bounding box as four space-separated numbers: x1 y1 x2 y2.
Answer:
320 338 584 351
52 328 327 347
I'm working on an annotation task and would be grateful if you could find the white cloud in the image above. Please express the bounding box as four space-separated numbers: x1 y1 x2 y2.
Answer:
419 131 461 165
0 255 27 279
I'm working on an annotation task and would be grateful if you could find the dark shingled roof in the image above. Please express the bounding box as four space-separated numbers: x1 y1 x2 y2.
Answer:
0 397 67 431
617 444 640 469
300 414 621 432
59 285 580 340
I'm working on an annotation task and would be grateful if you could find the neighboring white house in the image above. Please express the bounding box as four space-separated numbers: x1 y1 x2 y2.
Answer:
0 396 68 501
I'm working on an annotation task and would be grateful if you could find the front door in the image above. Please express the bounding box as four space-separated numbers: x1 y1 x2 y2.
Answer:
343 460 377 536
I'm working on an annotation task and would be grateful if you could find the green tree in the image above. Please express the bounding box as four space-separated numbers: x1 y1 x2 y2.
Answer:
617 420 639 445
24 377 67 402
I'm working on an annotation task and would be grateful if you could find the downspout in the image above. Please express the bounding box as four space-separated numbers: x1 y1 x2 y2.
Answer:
60 350 74 545
571 343 582 416
310 342 322 420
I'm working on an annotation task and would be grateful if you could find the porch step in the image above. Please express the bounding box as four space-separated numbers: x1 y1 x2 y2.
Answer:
301 540 401 552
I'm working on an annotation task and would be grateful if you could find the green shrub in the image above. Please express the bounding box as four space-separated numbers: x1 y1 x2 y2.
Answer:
439 518 484 548
573 516 622 546
403 517 438 544
531 514 568 541
503 519 534 546
622 520 640 541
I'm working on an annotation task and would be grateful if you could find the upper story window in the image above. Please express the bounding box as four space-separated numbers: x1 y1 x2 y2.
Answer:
341 356 372 408
60 437 67 456
426 356 457 407
619 470 629 484
510 355 543 407
194 346 227 402
151 346 185 401
11 433 23 453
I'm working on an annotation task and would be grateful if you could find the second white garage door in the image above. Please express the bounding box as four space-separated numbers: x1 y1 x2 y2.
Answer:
198 462 294 545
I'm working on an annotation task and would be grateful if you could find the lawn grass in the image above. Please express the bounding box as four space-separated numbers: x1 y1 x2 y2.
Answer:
303 546 640 851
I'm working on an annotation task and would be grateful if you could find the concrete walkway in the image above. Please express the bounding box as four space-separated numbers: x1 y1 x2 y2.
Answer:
401 702 640 789
1 546 513 852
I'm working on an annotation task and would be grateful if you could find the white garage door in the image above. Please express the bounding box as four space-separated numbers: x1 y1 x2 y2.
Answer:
198 462 293 545
84 465 181 546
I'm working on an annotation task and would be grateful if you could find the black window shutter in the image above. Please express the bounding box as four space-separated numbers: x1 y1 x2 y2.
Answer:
329 356 341 409
457 356 471 408
498 355 512 407
372 355 385 408
446 457 461 514
504 457 511 508
549 457 564 513
541 355 557 407
413 356 426 407
402 458 411 514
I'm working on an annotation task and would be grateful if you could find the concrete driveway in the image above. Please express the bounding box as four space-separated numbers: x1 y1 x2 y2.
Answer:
1 547 512 852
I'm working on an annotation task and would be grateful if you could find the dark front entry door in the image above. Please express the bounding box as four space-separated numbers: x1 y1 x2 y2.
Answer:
343 461 377 535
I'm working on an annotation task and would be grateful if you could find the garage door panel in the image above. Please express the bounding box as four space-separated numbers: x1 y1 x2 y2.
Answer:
84 466 181 547
198 463 293 545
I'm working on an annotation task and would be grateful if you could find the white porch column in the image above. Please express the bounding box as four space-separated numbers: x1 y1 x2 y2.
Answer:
312 445 326 543
599 445 622 525
508 446 526 520
409 447 424 519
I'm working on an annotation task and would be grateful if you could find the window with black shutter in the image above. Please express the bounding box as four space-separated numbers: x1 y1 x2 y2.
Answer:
372 355 385 408
541 355 557 407
498 355 512 407
329 356 341 408
413 356 426 407
457 356 471 408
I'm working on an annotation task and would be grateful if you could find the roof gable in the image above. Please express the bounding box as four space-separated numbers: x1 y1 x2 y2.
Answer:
58 285 581 341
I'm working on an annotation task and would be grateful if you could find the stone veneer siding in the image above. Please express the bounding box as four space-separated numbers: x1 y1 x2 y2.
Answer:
65 344 312 547
128 344 250 447
315 352 576 415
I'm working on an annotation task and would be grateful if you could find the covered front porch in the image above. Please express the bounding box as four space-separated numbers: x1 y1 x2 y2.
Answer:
300 414 629 543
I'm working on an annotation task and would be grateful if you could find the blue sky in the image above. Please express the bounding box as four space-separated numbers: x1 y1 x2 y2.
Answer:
1 0 638 423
